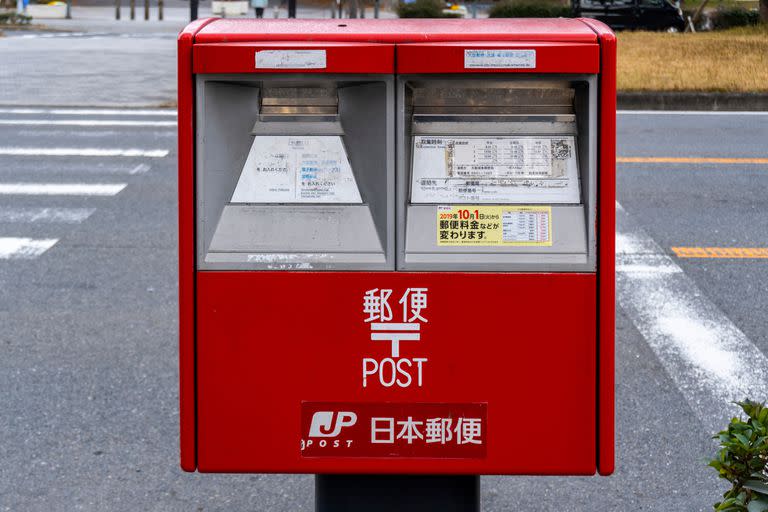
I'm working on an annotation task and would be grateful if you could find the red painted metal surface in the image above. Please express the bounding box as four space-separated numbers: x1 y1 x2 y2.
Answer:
178 17 216 473
580 17 617 477
396 42 599 74
195 272 597 474
193 42 395 74
178 17 616 476
193 18 599 44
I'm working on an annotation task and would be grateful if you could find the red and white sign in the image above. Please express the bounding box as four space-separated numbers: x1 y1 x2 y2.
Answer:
301 402 487 458
362 287 429 388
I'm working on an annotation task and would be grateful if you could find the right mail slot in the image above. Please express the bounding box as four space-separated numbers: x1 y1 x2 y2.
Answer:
397 77 597 272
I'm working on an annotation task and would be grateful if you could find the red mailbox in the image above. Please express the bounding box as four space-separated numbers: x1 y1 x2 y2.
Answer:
178 18 615 476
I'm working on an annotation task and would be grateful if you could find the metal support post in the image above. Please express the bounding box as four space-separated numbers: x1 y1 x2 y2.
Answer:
130 0 135 19
373 0 379 18
65 0 71 18
190 0 198 20
158 0 163 20
315 475 480 512
115 0 121 19
288 0 296 18
144 0 149 20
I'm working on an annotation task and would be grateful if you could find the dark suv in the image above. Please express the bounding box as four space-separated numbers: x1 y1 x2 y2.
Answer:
572 0 686 31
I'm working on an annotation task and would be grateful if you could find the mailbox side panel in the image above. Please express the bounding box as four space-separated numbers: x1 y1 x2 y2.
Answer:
584 19 617 477
179 17 217 472
196 272 597 475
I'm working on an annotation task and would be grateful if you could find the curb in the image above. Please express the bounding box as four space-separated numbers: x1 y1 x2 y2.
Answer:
618 92 768 111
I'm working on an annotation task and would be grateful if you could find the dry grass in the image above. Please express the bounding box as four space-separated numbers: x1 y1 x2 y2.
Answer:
618 26 768 92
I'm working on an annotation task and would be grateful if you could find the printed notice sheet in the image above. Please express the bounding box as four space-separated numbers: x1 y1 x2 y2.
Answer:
437 205 552 246
412 136 580 204
231 136 362 204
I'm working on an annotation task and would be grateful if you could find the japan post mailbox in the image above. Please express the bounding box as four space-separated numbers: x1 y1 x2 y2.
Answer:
179 18 615 476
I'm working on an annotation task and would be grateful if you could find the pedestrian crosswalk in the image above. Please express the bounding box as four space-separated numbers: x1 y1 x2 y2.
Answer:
0 107 175 260
0 183 127 196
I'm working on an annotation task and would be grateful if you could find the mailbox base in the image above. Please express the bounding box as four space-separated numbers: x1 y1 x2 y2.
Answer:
315 474 480 512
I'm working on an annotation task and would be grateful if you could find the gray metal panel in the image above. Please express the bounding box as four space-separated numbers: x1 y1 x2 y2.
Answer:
195 74 395 271
209 205 383 253
251 121 344 135
411 84 575 107
412 119 576 136
196 80 260 263
403 252 589 273
396 74 598 273
204 252 386 271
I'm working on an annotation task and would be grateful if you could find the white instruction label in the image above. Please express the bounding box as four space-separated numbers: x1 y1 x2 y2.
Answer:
255 50 327 69
231 136 362 204
412 136 580 204
464 49 535 69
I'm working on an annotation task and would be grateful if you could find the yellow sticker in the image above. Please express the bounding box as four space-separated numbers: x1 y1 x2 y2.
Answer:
437 205 552 246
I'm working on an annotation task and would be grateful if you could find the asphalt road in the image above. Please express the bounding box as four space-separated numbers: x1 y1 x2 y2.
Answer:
1 107 766 511
1 22 768 512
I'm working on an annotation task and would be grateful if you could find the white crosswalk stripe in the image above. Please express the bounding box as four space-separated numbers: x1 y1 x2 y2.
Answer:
0 119 176 127
0 183 127 196
0 207 96 224
0 237 58 259
0 148 169 157
0 108 176 116
616 202 768 435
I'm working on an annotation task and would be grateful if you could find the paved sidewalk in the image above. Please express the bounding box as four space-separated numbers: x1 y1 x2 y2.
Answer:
0 33 178 107
0 5 396 107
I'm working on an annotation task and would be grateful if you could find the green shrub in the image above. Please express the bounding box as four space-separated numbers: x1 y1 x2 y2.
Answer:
711 6 760 30
397 0 447 18
709 400 768 512
488 1 571 18
0 11 32 25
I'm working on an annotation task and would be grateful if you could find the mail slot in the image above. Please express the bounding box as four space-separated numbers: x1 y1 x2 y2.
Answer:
194 62 395 270
398 78 596 271
178 18 616 477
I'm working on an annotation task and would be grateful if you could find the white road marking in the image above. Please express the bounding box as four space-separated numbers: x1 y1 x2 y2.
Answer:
1 161 153 175
617 203 768 434
618 110 768 116
129 164 151 175
0 148 168 158
0 237 58 259
0 119 176 127
0 183 126 196
0 108 176 117
0 207 95 223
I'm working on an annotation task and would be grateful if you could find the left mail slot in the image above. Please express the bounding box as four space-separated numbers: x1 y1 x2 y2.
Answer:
195 74 395 270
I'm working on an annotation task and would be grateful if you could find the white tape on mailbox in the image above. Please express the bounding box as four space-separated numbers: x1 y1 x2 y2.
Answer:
464 49 535 69
255 50 327 69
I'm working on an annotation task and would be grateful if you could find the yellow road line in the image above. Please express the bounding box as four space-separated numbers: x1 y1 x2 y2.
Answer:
619 157 768 164
672 247 768 259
